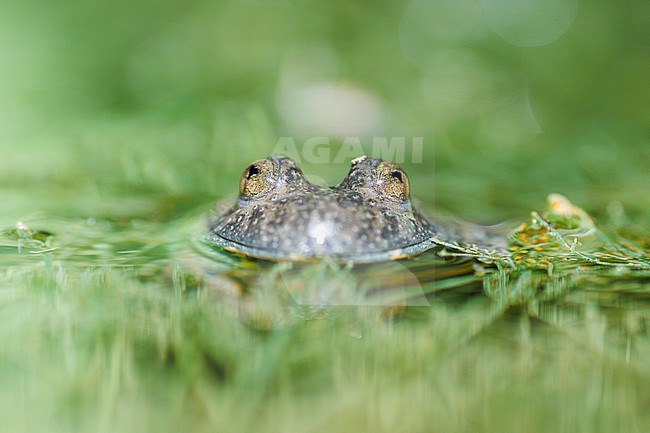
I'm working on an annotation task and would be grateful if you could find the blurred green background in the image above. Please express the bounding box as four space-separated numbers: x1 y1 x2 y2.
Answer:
2 0 648 224
1 1 649 433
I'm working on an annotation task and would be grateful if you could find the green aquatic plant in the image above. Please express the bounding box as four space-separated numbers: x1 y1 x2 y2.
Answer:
2 192 648 432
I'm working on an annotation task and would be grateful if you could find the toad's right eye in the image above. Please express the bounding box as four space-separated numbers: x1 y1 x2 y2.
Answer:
239 159 278 199
371 160 410 202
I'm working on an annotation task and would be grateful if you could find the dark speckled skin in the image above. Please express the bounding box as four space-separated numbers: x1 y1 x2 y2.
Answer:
207 156 445 262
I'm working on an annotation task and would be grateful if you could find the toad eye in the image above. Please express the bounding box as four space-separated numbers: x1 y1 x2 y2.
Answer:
239 158 278 199
372 161 410 202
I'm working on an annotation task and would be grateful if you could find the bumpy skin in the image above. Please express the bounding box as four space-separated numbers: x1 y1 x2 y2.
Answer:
207 156 447 262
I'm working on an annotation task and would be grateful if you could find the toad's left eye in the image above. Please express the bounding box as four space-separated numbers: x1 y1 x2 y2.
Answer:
372 161 410 202
239 158 278 199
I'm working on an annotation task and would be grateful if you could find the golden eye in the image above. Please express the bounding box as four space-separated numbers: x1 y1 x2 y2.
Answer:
372 161 410 202
239 159 278 199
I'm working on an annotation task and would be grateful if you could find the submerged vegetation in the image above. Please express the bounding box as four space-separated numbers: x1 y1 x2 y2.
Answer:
1 191 648 432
